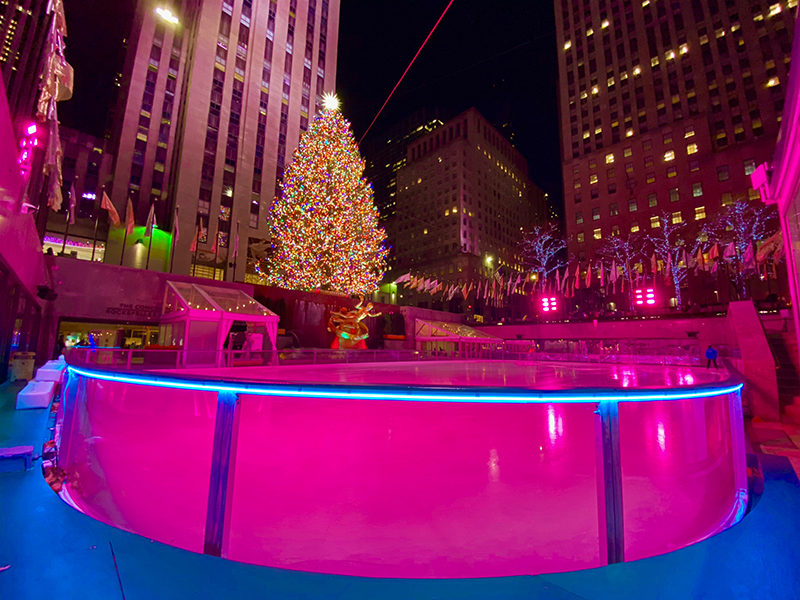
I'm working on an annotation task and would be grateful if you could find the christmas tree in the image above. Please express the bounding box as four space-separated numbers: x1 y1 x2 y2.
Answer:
267 94 387 295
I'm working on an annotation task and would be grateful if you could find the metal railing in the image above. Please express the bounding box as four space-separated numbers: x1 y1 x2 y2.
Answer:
64 338 734 372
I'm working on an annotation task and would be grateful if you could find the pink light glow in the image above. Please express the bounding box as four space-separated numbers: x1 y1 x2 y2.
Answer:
647 299 656 305
26 123 37 135
59 362 744 579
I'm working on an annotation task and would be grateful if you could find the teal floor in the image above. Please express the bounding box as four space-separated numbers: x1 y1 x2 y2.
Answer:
1 391 799 599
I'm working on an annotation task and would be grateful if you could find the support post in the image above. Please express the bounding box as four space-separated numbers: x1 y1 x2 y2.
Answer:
596 399 625 564
204 391 241 557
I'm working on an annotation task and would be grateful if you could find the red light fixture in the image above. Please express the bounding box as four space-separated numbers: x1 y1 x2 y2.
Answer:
542 296 557 313
635 288 657 307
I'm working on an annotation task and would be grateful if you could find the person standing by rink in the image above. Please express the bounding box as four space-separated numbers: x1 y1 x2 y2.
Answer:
705 345 719 370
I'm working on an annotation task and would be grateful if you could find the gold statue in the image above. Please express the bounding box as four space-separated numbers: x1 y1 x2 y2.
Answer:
327 297 382 349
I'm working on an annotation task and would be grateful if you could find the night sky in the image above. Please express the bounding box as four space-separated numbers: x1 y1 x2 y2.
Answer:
60 0 562 213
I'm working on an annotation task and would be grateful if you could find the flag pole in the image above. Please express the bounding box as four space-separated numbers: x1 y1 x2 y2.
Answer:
145 203 154 271
169 206 178 273
213 218 220 280
90 185 103 262
120 225 129 266
60 207 70 255
193 218 203 277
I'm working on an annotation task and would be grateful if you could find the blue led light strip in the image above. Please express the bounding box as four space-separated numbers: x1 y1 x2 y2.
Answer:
68 365 743 404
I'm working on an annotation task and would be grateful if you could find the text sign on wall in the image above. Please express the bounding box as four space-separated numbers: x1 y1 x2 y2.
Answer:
105 303 161 320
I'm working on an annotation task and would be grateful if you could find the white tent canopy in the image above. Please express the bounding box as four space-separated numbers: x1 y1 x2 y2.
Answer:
415 320 501 356
159 282 279 364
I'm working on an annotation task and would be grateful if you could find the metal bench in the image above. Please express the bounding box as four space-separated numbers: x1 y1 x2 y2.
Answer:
0 445 35 471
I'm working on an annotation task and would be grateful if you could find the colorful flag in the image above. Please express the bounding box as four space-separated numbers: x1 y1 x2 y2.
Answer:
599 261 604 286
494 269 503 284
172 207 179 242
680 249 688 268
394 273 411 284
610 260 618 283
125 198 135 236
210 223 218 253
708 243 720 262
190 222 201 252
145 203 157 237
723 243 736 260
695 247 705 271
68 180 77 225
650 253 658 273
555 269 561 290
585 264 591 288
101 191 120 226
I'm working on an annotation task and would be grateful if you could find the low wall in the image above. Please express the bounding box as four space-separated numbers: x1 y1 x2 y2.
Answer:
727 301 780 421
49 257 254 324
476 317 731 348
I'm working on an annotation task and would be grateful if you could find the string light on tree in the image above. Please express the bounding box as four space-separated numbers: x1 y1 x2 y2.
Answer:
266 94 388 295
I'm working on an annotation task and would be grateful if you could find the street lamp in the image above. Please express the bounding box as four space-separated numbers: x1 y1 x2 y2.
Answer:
485 255 493 267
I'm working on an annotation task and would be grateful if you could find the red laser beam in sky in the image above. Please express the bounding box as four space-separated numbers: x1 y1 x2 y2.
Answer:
358 0 455 145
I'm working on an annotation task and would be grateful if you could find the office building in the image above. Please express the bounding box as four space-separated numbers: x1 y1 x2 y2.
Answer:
0 0 51 121
43 126 115 260
388 108 545 310
108 0 340 280
555 0 795 261
364 108 443 223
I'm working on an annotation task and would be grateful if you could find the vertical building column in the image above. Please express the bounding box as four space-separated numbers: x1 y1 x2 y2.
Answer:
204 390 241 557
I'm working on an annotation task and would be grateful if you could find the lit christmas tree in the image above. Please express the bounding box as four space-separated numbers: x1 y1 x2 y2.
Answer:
267 94 387 295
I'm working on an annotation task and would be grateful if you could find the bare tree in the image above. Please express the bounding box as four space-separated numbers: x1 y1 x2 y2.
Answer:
597 232 643 281
519 221 572 281
702 200 778 298
645 212 701 306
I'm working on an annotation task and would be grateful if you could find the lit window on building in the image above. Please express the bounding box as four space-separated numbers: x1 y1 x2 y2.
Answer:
650 216 661 228
592 207 601 220
687 143 698 155
590 174 598 184
631 221 640 232
672 211 683 224
695 206 706 220
624 147 633 157
577 232 585 243
645 156 654 167
605 153 615 164
629 198 638 212
593 228 602 239
576 212 584 224
647 172 656 183
610 203 619 216
648 193 658 207
669 188 680 202
690 160 700 172
692 182 703 197
664 150 676 161
717 165 730 181
612 224 620 236
722 192 733 206
564 40 572 50
685 125 695 138
744 159 756 175
651 56 660 67
626 162 634 173
667 166 677 178
748 188 762 200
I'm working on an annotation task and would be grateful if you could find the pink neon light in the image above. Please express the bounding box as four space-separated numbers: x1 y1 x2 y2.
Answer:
646 299 656 304
646 288 654 292
636 301 644 305
26 124 37 135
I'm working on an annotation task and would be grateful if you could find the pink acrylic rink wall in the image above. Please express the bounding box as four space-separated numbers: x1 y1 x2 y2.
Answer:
57 361 747 579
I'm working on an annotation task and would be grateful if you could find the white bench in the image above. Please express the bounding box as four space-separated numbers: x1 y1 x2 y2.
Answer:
16 380 56 410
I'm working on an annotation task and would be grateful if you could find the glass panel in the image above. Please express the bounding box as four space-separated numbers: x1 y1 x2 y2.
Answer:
171 282 217 312
228 396 601 577
60 375 218 554
199 285 272 316
619 394 738 561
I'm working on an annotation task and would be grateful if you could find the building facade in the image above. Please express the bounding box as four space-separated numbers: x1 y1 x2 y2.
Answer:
0 0 50 121
555 0 795 261
388 108 545 310
108 0 340 280
43 126 115 260
364 108 443 224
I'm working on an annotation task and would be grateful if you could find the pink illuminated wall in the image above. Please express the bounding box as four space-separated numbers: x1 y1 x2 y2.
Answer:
58 361 746 579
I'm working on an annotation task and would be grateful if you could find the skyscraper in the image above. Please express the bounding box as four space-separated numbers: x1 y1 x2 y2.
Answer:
108 0 339 280
388 108 545 310
364 108 443 224
0 0 51 121
555 0 795 261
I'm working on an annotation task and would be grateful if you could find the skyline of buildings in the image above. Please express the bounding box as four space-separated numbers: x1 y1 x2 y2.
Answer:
106 0 340 281
385 107 545 311
555 0 795 264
